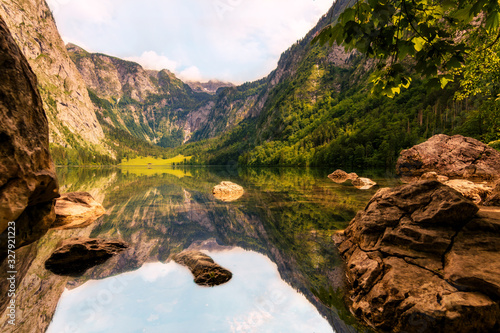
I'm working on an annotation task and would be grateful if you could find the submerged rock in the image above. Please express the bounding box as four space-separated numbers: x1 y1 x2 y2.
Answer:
351 177 377 190
173 250 232 287
336 181 500 332
52 192 105 229
328 170 358 183
45 238 128 276
397 134 500 180
212 181 244 202
0 16 59 255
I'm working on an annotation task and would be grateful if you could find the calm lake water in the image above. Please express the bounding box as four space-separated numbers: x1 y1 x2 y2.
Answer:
41 166 400 333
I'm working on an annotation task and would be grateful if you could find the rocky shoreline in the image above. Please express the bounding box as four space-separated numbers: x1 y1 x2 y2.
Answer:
333 134 500 332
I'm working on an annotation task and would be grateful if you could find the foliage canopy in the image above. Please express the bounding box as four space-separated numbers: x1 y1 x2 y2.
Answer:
314 0 500 97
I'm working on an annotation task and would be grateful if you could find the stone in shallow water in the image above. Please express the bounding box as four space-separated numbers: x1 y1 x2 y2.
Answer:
212 181 244 202
351 177 377 190
45 238 128 276
52 192 105 229
173 250 232 287
327 169 358 183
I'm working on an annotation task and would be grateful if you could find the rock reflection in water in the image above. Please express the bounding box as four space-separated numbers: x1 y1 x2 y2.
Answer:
47 249 333 333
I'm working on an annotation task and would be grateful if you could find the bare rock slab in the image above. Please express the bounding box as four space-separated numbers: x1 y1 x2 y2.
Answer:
336 181 500 332
52 192 105 229
45 238 128 276
173 250 232 287
212 181 244 202
396 134 500 180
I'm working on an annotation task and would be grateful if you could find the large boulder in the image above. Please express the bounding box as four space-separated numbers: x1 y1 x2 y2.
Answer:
396 134 500 180
335 181 500 332
212 181 244 202
45 238 128 276
173 250 232 286
0 17 59 257
52 192 105 229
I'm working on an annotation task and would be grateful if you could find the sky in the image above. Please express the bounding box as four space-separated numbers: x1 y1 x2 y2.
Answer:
46 0 334 84
47 249 332 333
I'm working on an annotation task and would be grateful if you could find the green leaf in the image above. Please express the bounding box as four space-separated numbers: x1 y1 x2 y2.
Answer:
413 37 426 52
486 11 500 32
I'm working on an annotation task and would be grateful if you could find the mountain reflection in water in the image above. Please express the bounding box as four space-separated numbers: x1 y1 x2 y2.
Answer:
1 166 401 332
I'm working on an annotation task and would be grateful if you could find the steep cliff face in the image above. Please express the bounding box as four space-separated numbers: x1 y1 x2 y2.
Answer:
0 15 59 255
0 0 106 151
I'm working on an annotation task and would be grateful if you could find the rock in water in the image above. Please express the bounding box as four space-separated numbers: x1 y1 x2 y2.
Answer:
328 170 358 183
0 16 59 255
52 192 106 229
351 177 377 190
212 181 244 202
336 181 500 332
173 250 232 287
396 134 500 180
45 238 128 276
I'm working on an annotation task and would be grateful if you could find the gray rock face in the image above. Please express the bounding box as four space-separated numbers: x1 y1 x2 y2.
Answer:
336 181 500 332
45 238 128 276
173 250 232 286
0 16 59 255
397 134 500 180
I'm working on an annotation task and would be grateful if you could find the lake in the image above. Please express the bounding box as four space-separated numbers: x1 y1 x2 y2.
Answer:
3 166 401 332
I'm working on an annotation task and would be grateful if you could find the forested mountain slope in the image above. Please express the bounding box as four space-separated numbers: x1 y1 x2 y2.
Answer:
179 0 496 169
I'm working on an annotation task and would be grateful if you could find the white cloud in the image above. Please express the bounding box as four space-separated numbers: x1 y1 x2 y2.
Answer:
178 66 204 82
125 51 178 72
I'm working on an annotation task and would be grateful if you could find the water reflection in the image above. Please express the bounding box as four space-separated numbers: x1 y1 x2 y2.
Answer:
1 166 400 332
48 249 333 333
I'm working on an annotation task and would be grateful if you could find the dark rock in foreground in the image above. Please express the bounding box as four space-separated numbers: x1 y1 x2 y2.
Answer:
0 16 59 255
335 181 500 332
396 134 500 180
173 250 232 287
52 192 105 229
45 238 128 276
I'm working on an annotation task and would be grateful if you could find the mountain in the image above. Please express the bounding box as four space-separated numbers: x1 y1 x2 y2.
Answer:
178 0 486 169
185 80 235 95
67 44 270 150
0 0 108 159
2 0 490 168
